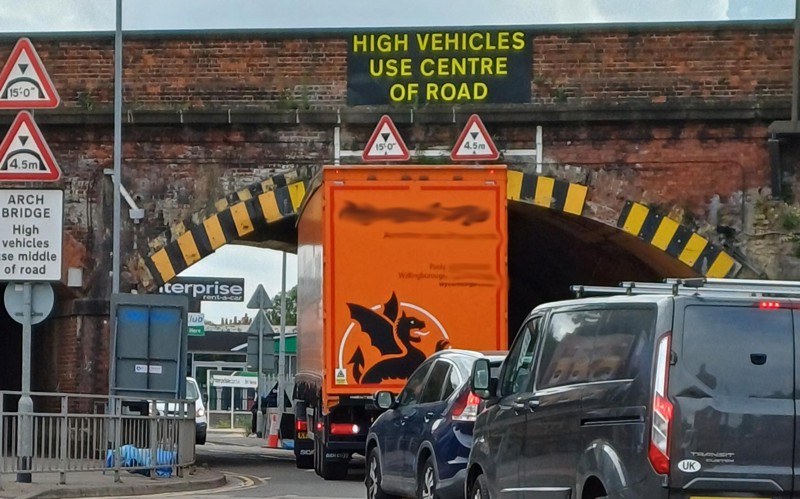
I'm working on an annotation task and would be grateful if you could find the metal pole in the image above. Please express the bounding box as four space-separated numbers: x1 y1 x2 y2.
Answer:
112 0 123 293
16 282 32 483
793 0 800 124
256 311 263 436
277 253 287 421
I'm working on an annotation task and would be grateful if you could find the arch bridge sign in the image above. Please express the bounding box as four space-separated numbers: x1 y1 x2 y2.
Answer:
0 189 62 281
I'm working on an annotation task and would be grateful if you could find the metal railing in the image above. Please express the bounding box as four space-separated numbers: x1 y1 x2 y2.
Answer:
0 391 196 485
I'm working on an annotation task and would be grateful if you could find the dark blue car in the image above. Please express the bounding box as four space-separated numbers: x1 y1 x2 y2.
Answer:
365 349 505 499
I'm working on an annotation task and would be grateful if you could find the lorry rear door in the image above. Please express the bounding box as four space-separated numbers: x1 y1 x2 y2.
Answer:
670 303 795 497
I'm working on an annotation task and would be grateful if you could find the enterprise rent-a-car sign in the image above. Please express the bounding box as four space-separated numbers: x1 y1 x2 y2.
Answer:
159 277 244 302
348 30 531 105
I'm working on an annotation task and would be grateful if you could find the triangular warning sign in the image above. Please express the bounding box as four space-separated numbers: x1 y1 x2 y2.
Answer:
0 38 60 110
0 111 62 182
362 115 410 162
451 114 500 161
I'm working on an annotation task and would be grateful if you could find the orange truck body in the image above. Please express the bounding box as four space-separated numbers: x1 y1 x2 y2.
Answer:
294 165 508 472
297 165 508 406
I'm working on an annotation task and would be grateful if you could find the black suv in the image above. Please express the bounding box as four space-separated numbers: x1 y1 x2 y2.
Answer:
466 278 800 499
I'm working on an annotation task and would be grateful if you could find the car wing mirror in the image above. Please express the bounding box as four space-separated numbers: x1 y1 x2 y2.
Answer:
470 358 493 400
375 390 395 410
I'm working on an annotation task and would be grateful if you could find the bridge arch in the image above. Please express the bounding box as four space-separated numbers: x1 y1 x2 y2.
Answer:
136 167 740 328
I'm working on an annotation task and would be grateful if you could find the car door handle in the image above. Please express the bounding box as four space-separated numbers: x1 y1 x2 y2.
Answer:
512 397 539 413
424 411 435 423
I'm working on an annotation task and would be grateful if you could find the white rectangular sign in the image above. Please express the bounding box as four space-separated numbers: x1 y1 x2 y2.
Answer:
211 374 258 388
0 189 63 281
135 364 163 374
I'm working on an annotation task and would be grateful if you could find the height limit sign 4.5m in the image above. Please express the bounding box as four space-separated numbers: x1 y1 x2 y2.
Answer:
0 189 63 281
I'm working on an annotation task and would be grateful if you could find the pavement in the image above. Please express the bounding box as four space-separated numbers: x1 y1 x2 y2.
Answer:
0 438 235 499
0 467 226 499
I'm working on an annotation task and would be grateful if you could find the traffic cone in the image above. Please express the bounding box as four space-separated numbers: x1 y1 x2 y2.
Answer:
266 410 280 448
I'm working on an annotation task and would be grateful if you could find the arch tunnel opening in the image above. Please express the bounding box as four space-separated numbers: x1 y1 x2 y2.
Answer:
506 201 697 334
208 200 700 342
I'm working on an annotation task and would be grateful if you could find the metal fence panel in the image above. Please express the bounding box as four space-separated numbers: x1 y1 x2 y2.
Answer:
0 391 195 485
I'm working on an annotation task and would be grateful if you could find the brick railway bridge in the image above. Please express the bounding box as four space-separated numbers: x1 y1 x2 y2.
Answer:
0 20 797 394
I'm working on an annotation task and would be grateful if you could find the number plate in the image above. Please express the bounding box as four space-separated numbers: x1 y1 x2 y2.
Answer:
296 432 308 439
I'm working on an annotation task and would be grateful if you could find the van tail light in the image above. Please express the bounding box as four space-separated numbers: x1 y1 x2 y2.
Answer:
330 423 360 435
649 333 673 475
296 420 308 432
452 391 481 422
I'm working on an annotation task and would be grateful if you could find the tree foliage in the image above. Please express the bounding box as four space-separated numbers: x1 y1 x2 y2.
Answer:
266 285 298 326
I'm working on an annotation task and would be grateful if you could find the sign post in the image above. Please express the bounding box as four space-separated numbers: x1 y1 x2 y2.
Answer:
3 281 53 483
247 285 273 437
0 37 61 483
17 282 32 483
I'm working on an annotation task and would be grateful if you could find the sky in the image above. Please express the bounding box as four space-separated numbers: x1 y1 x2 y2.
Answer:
178 245 298 325
0 0 793 321
0 0 793 33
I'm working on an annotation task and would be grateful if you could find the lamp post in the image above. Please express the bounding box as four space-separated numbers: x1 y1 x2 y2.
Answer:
277 252 287 420
112 0 122 293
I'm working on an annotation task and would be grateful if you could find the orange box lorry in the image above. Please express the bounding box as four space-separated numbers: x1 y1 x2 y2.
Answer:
293 165 508 479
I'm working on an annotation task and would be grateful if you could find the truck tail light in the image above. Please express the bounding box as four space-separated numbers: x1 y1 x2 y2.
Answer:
330 423 360 435
296 420 308 432
649 333 673 475
452 392 481 422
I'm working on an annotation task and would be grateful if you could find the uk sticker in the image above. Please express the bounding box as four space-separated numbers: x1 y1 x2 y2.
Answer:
335 368 348 385
677 459 701 473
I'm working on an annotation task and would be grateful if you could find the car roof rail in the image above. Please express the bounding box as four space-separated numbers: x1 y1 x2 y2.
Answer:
571 278 800 299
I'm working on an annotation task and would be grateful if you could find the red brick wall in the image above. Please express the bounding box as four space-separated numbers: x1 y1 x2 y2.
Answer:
1 24 790 110
35 314 109 395
532 29 791 103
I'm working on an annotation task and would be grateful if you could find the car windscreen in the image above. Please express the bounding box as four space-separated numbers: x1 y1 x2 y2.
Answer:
186 380 200 401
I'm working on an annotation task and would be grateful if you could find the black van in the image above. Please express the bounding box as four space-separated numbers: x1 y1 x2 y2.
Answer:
466 278 800 499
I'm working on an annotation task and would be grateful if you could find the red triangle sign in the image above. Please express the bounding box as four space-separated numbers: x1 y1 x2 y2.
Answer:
362 115 410 162
0 38 60 110
0 111 62 182
451 114 500 161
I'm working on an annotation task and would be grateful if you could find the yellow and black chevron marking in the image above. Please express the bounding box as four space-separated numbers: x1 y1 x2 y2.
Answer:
145 176 308 286
618 201 740 278
506 170 589 216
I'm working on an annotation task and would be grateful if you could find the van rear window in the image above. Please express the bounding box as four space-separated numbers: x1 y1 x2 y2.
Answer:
682 306 793 399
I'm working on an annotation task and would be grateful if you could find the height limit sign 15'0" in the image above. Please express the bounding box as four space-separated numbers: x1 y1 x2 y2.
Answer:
0 38 60 109
362 115 410 162
0 189 63 281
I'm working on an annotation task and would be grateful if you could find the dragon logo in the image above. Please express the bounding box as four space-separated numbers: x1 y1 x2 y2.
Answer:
338 293 450 385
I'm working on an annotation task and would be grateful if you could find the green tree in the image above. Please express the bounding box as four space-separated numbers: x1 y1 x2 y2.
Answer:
267 285 297 326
